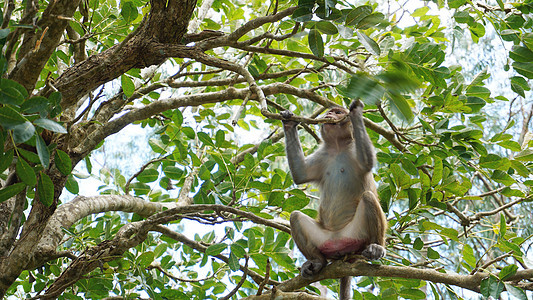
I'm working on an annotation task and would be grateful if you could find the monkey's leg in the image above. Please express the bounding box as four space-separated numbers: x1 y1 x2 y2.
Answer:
339 191 386 260
290 211 331 279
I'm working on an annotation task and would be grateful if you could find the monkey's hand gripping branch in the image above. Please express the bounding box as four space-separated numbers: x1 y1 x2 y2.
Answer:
275 110 345 125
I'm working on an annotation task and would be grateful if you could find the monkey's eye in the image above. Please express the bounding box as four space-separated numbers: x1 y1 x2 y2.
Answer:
335 110 342 114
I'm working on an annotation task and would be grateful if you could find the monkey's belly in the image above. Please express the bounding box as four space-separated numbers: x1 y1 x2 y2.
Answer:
318 238 367 258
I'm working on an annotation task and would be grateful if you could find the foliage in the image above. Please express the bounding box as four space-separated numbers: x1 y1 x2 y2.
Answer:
0 0 532 299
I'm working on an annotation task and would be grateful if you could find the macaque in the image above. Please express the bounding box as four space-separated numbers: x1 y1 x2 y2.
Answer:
281 100 387 300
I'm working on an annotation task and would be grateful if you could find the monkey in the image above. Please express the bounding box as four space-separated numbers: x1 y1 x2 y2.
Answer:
281 100 387 300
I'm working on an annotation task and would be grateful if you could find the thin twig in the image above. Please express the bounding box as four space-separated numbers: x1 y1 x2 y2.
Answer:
220 256 249 300
257 258 271 295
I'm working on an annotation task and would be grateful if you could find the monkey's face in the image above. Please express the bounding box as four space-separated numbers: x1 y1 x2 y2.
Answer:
321 107 352 143
324 107 348 122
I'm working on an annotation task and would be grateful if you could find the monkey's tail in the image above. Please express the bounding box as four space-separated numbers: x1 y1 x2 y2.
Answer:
340 276 351 300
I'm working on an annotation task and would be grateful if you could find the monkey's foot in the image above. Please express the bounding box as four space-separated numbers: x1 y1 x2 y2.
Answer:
301 258 326 279
361 243 386 260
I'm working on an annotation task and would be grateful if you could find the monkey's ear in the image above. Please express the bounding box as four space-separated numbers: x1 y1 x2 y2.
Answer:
349 99 364 111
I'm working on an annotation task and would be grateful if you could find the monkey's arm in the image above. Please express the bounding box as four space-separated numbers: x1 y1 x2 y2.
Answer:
283 123 322 184
349 100 376 172
281 112 323 184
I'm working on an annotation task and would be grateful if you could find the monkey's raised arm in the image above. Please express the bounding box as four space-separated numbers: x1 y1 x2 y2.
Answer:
349 100 376 172
281 112 323 184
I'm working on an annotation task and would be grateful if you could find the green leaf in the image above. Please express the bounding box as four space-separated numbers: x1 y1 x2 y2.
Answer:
137 251 154 268
498 264 517 280
0 149 14 173
54 150 72 175
48 92 62 105
466 86 490 99
282 191 310 212
308 29 324 57
464 96 486 113
510 46 533 63
480 154 509 170
448 0 466 9
499 214 506 236
0 28 9 39
65 174 79 194
248 65 259 77
37 172 54 206
524 33 533 50
399 289 426 300
498 140 521 152
36 134 50 169
120 1 138 23
247 229 257 250
0 86 25 105
163 166 184 180
137 168 159 183
461 244 476 269
197 132 215 147
206 243 227 256
292 7 313 22
228 252 240 271
0 183 25 203
121 75 135 98
505 14 525 29
491 170 515 186
454 10 473 24
230 243 246 258
513 62 533 79
510 160 529 177
154 244 167 258
345 5 372 27
0 106 26 127
337 74 385 105
20 96 50 114
0 78 27 105
504 283 527 300
148 138 167 154
431 157 442 186
510 76 530 97
357 12 385 30
16 157 36 186
182 127 196 139
356 31 380 56
33 118 67 134
515 149 533 161
427 247 440 259
388 93 413 122
316 21 338 35
391 163 410 188
469 22 485 42
412 7 429 17
12 122 35 143
413 237 423 250
480 276 504 299
501 29 520 42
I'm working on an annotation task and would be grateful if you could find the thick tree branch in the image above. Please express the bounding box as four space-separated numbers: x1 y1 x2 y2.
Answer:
42 0 197 118
198 7 297 49
8 0 82 92
29 195 172 270
267 260 533 296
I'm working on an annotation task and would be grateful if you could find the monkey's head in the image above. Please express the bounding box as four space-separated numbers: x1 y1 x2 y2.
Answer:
320 106 352 144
